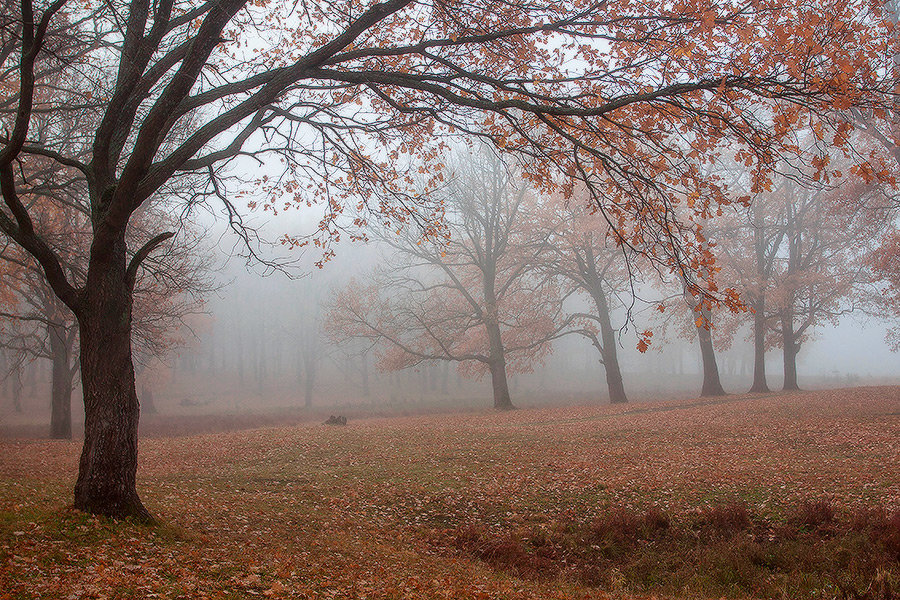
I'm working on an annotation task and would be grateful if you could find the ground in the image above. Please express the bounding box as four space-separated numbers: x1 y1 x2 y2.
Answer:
1 386 899 599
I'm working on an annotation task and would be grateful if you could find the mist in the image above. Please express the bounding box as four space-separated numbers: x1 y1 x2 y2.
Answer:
3 148 897 437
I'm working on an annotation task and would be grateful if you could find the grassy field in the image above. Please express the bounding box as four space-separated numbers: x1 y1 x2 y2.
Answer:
1 386 899 599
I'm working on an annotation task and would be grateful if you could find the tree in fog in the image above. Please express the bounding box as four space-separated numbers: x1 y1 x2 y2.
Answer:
292 283 324 408
647 264 736 397
1 0 896 520
327 336 376 400
0 97 214 437
327 152 568 409
715 188 787 393
681 288 730 397
717 157 893 391
0 199 215 438
869 231 900 349
766 175 892 389
537 201 635 404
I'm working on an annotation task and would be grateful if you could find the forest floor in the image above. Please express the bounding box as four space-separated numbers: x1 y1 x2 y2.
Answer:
1 386 899 599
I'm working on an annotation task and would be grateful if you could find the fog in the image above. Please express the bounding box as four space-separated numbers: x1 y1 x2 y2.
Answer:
2 199 897 437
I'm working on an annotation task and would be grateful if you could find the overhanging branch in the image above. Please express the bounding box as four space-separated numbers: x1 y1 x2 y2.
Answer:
125 231 175 291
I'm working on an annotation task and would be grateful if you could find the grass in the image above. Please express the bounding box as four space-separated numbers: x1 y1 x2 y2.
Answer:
447 498 900 597
0 386 899 599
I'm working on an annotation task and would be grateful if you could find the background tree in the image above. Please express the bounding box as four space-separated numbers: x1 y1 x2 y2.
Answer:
683 286 729 396
538 200 635 404
869 230 900 349
0 198 216 438
767 173 892 390
292 283 324 408
648 268 737 398
327 151 569 409
715 189 788 393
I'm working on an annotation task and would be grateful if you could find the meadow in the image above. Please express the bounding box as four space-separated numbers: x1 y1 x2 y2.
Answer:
1 386 899 599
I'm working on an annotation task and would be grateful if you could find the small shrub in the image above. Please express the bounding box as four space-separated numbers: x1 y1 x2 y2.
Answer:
696 500 752 534
851 506 889 532
451 524 557 576
589 506 670 544
881 510 900 559
791 497 836 531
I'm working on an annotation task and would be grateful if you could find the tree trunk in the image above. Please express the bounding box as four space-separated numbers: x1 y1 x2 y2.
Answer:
592 288 628 404
697 319 727 397
73 239 152 523
749 298 770 393
781 312 800 391
488 358 513 410
0 349 7 398
48 322 74 439
486 321 514 410
141 382 157 415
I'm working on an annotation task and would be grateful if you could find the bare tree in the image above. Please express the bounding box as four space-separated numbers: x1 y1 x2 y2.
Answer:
768 176 890 390
327 151 569 409
537 202 634 403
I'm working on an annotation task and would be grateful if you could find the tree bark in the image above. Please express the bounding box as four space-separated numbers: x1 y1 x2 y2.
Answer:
749 298 770 393
488 358 513 410
486 321 514 410
591 288 628 404
695 303 726 397
781 312 800 391
48 321 74 439
0 349 7 398
697 322 727 397
73 238 152 523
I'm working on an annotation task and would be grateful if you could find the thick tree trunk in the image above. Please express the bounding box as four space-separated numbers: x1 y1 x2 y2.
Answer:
488 358 513 410
781 312 800 391
749 298 770 393
73 239 152 523
486 321 514 410
592 288 628 404
49 322 74 439
0 350 6 399
695 304 726 397
697 321 727 397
